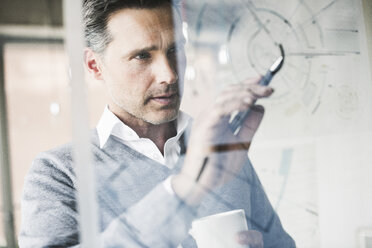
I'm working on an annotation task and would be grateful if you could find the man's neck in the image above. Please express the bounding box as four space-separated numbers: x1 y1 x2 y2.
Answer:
109 106 177 155
132 120 177 155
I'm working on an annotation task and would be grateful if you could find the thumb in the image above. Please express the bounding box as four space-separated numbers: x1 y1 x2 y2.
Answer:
236 230 264 248
237 105 265 139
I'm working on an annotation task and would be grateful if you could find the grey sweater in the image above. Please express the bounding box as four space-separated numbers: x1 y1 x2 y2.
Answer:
19 130 295 247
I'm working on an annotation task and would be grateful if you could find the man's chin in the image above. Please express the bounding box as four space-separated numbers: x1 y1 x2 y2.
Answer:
145 109 179 125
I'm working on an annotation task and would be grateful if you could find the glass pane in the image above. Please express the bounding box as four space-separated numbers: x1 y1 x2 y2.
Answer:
182 0 372 247
4 0 371 247
3 40 106 247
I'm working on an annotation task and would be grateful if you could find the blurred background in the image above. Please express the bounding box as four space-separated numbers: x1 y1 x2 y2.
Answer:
0 0 371 247
0 1 108 247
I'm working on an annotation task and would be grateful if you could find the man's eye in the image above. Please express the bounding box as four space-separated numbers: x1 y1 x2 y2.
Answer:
168 46 177 54
134 52 151 60
168 46 183 56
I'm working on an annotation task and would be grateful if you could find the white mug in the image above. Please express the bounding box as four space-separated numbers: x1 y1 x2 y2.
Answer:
190 209 249 248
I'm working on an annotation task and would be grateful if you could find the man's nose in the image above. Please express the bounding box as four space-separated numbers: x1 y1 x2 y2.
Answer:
153 55 178 85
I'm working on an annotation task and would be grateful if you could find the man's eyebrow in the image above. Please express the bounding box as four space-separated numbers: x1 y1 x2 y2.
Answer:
125 45 158 58
168 39 186 49
125 38 186 58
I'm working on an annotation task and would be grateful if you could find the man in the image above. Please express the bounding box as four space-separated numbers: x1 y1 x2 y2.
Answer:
19 0 296 247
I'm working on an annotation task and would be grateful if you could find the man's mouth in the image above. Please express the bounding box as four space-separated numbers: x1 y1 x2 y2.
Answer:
150 93 178 105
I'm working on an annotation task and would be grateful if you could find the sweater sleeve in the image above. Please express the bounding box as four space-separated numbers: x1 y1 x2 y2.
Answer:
19 156 80 247
19 154 196 248
244 159 296 248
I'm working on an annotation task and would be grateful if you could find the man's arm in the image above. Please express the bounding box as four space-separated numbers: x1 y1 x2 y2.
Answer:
244 159 296 248
19 153 196 248
19 156 79 247
172 77 272 206
171 77 295 247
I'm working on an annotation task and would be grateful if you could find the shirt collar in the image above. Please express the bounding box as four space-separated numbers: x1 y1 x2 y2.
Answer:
96 106 192 149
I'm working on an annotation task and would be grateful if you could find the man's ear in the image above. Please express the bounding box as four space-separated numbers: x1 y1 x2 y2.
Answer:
84 47 104 81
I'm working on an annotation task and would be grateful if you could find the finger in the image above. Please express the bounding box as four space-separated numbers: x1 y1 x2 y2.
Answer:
224 77 261 91
236 230 264 248
214 86 273 116
198 105 264 147
216 86 272 107
248 84 274 97
216 94 258 116
237 105 265 139
215 97 264 119
222 81 274 98
214 86 266 115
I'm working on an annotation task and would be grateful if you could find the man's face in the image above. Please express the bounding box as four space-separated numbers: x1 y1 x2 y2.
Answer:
98 5 186 124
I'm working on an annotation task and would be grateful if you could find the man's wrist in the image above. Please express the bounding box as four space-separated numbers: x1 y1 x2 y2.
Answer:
171 174 208 207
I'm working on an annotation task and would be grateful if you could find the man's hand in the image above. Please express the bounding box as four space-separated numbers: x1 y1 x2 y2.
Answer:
172 77 274 205
236 230 264 248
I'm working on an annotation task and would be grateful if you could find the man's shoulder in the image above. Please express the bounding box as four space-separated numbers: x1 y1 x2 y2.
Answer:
31 129 99 173
35 142 74 164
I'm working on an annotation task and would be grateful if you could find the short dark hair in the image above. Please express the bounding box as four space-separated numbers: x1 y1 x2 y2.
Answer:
83 0 182 54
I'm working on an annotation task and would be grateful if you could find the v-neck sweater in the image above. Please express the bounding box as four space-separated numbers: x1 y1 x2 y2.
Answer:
19 130 295 248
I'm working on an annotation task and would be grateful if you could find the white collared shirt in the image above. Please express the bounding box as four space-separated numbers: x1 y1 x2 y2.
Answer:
96 106 191 169
97 107 190 248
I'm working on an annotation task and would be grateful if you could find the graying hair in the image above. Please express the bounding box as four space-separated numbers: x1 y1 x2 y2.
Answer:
83 0 182 54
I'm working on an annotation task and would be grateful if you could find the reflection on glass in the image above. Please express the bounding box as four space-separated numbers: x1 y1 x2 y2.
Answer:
2 42 106 246
4 0 371 248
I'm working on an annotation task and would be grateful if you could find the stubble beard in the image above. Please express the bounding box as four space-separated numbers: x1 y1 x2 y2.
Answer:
109 88 181 125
